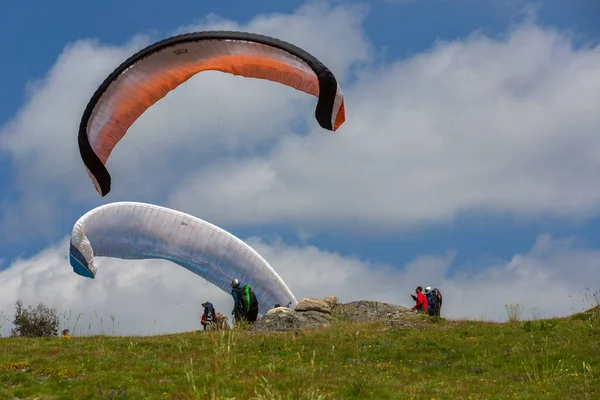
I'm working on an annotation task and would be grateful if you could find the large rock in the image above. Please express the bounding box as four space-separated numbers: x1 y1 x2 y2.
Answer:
250 310 333 332
248 298 420 333
322 296 338 309
334 300 417 323
266 306 295 317
295 298 332 314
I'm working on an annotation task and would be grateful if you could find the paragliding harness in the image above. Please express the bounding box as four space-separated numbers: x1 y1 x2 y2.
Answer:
233 284 259 323
427 289 442 316
202 302 218 330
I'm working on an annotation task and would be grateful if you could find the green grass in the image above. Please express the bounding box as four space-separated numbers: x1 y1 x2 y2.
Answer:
1 311 599 399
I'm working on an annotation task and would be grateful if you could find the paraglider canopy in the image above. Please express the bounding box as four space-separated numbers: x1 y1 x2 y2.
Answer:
69 201 298 315
78 30 346 197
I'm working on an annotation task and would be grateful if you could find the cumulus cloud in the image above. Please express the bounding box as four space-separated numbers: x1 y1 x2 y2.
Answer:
2 1 599 241
0 2 372 240
251 234 600 321
0 234 595 336
175 1 372 81
168 21 600 234
0 238 229 337
0 37 150 239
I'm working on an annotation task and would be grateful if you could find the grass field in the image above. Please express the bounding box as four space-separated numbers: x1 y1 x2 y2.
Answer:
1 305 599 400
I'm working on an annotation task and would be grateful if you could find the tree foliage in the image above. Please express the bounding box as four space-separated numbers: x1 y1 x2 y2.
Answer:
11 299 59 337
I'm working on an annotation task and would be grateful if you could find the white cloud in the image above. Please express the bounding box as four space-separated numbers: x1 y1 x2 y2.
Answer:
2 2 600 240
0 2 372 240
0 238 231 337
0 36 152 240
0 234 595 336
251 234 600 321
168 21 600 233
175 1 373 81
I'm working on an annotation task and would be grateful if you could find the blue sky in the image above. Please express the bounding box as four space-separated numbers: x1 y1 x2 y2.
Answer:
2 0 600 122
1 0 599 262
1 0 600 334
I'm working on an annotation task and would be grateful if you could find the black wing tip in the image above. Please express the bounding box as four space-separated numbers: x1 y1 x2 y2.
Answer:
99 183 111 197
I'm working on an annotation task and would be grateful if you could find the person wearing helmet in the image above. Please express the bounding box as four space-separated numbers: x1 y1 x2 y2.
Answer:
230 278 259 324
425 286 443 316
424 287 432 300
231 279 242 322
411 286 428 312
424 287 434 316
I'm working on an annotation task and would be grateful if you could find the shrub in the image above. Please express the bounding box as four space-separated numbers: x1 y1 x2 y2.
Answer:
11 299 59 338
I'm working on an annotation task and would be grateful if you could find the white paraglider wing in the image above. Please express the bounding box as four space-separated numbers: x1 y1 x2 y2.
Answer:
69 201 298 314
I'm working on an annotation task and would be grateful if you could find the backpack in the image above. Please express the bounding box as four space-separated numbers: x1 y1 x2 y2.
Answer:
429 289 442 309
234 284 258 316
204 303 217 323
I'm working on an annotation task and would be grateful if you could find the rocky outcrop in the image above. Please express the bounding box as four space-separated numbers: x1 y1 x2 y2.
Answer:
250 301 333 332
334 300 417 323
249 296 419 333
322 296 338 309
295 298 332 314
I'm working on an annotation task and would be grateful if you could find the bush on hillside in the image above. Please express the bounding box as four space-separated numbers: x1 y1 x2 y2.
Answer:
11 299 59 338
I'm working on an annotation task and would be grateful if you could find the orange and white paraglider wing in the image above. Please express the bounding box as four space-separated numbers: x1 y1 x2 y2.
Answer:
78 31 345 197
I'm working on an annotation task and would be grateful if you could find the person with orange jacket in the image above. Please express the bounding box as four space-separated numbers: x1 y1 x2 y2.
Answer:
411 286 428 312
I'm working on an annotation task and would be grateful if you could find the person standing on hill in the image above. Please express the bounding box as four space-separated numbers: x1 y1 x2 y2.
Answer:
230 279 259 324
200 301 218 331
411 286 428 312
425 287 443 317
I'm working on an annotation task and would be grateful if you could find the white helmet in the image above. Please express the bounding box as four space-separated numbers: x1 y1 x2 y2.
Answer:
425 286 432 294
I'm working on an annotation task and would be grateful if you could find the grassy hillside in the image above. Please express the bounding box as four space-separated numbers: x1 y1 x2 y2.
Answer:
1 311 599 399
